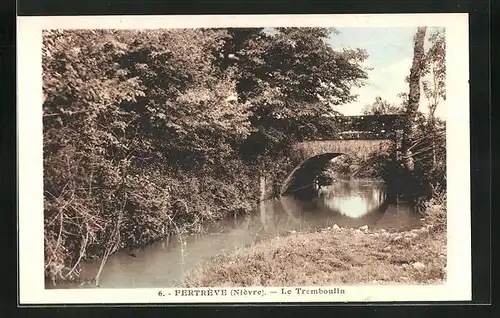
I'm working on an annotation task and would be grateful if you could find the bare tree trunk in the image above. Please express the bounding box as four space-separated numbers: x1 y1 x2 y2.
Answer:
259 175 267 231
402 26 427 170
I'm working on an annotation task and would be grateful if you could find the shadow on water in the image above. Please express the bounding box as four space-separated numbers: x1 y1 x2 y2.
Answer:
47 178 421 289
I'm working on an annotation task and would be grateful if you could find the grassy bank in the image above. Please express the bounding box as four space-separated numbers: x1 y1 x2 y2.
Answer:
184 204 447 286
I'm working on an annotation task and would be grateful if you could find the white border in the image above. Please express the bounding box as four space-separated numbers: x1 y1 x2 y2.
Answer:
17 13 470 304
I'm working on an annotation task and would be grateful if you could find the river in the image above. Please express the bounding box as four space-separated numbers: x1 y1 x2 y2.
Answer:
46 179 422 289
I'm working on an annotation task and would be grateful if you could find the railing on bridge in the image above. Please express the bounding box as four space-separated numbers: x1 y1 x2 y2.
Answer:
319 114 406 140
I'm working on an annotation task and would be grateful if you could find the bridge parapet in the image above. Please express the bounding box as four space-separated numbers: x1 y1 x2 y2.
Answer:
291 114 404 161
293 139 394 161
318 114 405 140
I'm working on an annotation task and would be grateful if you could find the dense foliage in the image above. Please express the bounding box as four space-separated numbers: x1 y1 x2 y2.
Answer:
42 28 369 282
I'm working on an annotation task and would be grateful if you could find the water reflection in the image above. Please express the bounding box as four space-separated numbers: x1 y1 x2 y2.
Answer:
320 180 388 219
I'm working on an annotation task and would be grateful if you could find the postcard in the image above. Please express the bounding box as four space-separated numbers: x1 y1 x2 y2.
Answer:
17 13 470 304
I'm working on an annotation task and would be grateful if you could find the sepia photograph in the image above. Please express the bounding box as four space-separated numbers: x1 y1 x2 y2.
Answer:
17 14 471 304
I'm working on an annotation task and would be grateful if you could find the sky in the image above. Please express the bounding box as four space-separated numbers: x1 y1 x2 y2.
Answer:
328 27 446 118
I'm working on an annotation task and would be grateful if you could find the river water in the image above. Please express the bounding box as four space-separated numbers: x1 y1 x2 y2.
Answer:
46 179 422 289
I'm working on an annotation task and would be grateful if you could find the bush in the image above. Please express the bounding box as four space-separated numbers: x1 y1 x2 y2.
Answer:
422 184 447 231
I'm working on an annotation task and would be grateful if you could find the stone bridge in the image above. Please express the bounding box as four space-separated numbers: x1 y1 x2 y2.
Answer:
293 139 394 161
279 114 405 199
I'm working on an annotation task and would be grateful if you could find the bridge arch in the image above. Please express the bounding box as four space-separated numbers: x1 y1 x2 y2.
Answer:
280 152 346 200
274 115 404 214
280 137 396 199
279 152 391 224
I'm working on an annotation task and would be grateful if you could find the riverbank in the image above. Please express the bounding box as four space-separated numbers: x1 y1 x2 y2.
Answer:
184 203 446 286
43 155 295 284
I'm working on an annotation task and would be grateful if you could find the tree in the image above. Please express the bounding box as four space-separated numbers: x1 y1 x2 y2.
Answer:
219 27 370 161
420 27 446 167
393 27 446 204
421 27 446 122
117 29 252 169
217 28 369 118
42 29 255 282
43 30 148 281
362 96 404 115
401 26 427 169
